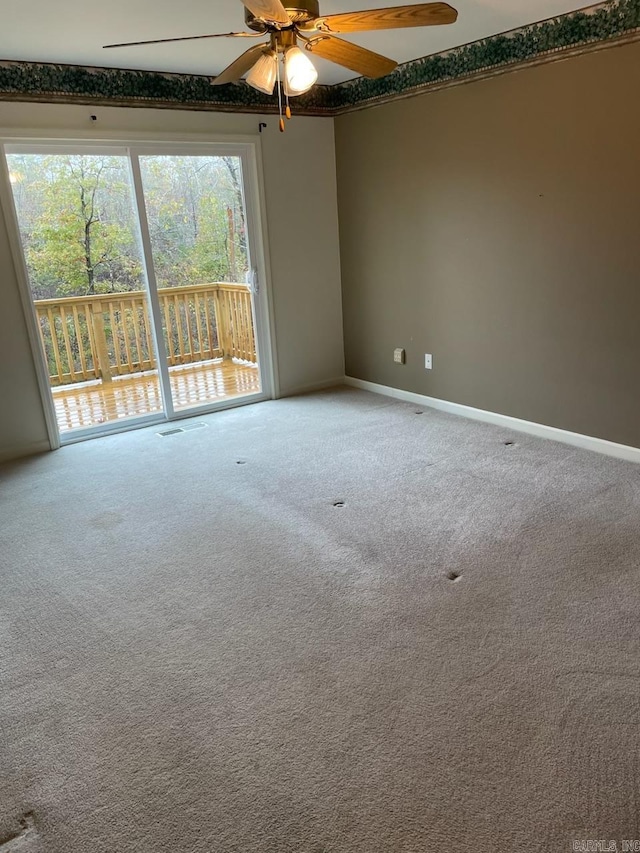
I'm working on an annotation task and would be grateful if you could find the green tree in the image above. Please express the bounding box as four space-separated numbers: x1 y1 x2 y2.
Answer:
141 155 249 288
7 152 250 299
20 155 142 298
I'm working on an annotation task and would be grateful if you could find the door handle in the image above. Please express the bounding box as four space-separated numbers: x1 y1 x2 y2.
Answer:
248 267 259 295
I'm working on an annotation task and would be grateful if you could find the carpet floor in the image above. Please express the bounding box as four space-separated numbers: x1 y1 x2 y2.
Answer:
1 387 639 852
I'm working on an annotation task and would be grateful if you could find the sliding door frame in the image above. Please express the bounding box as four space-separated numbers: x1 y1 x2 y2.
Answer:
0 147 63 449
0 135 277 447
130 142 275 422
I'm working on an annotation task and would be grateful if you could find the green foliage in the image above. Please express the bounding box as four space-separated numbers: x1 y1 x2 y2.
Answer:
7 152 248 300
140 154 248 289
9 154 143 298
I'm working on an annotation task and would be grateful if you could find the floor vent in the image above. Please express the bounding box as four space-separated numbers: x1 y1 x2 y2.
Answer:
157 422 208 437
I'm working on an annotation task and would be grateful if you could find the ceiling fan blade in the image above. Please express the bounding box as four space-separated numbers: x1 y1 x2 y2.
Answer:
240 0 290 24
104 32 261 49
305 35 397 78
211 44 268 85
303 2 458 33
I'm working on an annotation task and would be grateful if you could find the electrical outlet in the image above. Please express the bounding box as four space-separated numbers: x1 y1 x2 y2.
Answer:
394 348 406 365
424 353 433 370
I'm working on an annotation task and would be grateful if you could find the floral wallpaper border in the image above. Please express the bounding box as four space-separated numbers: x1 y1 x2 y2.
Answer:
0 0 638 116
338 0 640 110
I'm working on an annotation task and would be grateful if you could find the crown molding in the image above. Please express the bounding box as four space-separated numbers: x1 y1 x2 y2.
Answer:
0 0 638 117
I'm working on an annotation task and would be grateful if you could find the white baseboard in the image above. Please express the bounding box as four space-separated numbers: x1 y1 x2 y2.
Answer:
344 376 640 465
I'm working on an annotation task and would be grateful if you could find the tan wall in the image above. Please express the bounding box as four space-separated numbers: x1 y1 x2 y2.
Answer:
0 196 48 459
0 103 344 461
335 42 640 448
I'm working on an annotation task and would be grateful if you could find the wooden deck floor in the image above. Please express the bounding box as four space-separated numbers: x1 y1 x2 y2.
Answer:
52 359 261 433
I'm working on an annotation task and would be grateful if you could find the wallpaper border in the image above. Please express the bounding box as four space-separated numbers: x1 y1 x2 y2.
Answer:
0 0 638 117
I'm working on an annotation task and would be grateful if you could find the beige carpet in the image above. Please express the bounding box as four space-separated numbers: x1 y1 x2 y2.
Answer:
1 387 639 852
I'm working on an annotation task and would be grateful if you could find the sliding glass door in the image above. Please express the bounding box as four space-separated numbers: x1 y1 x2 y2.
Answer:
5 149 163 433
2 143 270 441
137 154 261 413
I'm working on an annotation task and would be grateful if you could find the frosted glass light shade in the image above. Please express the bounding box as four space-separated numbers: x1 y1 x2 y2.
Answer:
283 47 318 96
246 51 278 95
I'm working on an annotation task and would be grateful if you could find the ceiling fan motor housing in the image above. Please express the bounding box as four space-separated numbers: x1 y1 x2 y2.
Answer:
245 0 320 31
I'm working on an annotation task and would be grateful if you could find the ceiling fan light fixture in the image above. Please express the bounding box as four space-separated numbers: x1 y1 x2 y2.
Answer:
283 45 318 96
246 49 278 94
103 2 460 121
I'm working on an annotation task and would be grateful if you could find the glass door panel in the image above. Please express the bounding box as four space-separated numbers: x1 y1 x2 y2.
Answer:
5 150 163 435
138 154 262 413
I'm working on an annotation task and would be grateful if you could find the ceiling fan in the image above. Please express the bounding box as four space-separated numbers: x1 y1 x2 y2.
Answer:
104 0 458 129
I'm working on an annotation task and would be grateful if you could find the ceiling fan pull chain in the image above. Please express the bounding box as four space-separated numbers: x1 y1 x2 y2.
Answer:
276 51 285 132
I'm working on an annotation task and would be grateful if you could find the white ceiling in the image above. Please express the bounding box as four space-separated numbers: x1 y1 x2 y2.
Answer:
1 0 595 85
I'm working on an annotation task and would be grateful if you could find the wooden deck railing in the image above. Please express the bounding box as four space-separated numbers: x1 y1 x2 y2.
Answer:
34 282 257 386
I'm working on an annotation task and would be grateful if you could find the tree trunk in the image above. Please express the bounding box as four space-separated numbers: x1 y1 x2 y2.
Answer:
223 158 247 263
227 207 237 282
84 222 95 295
80 183 95 295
